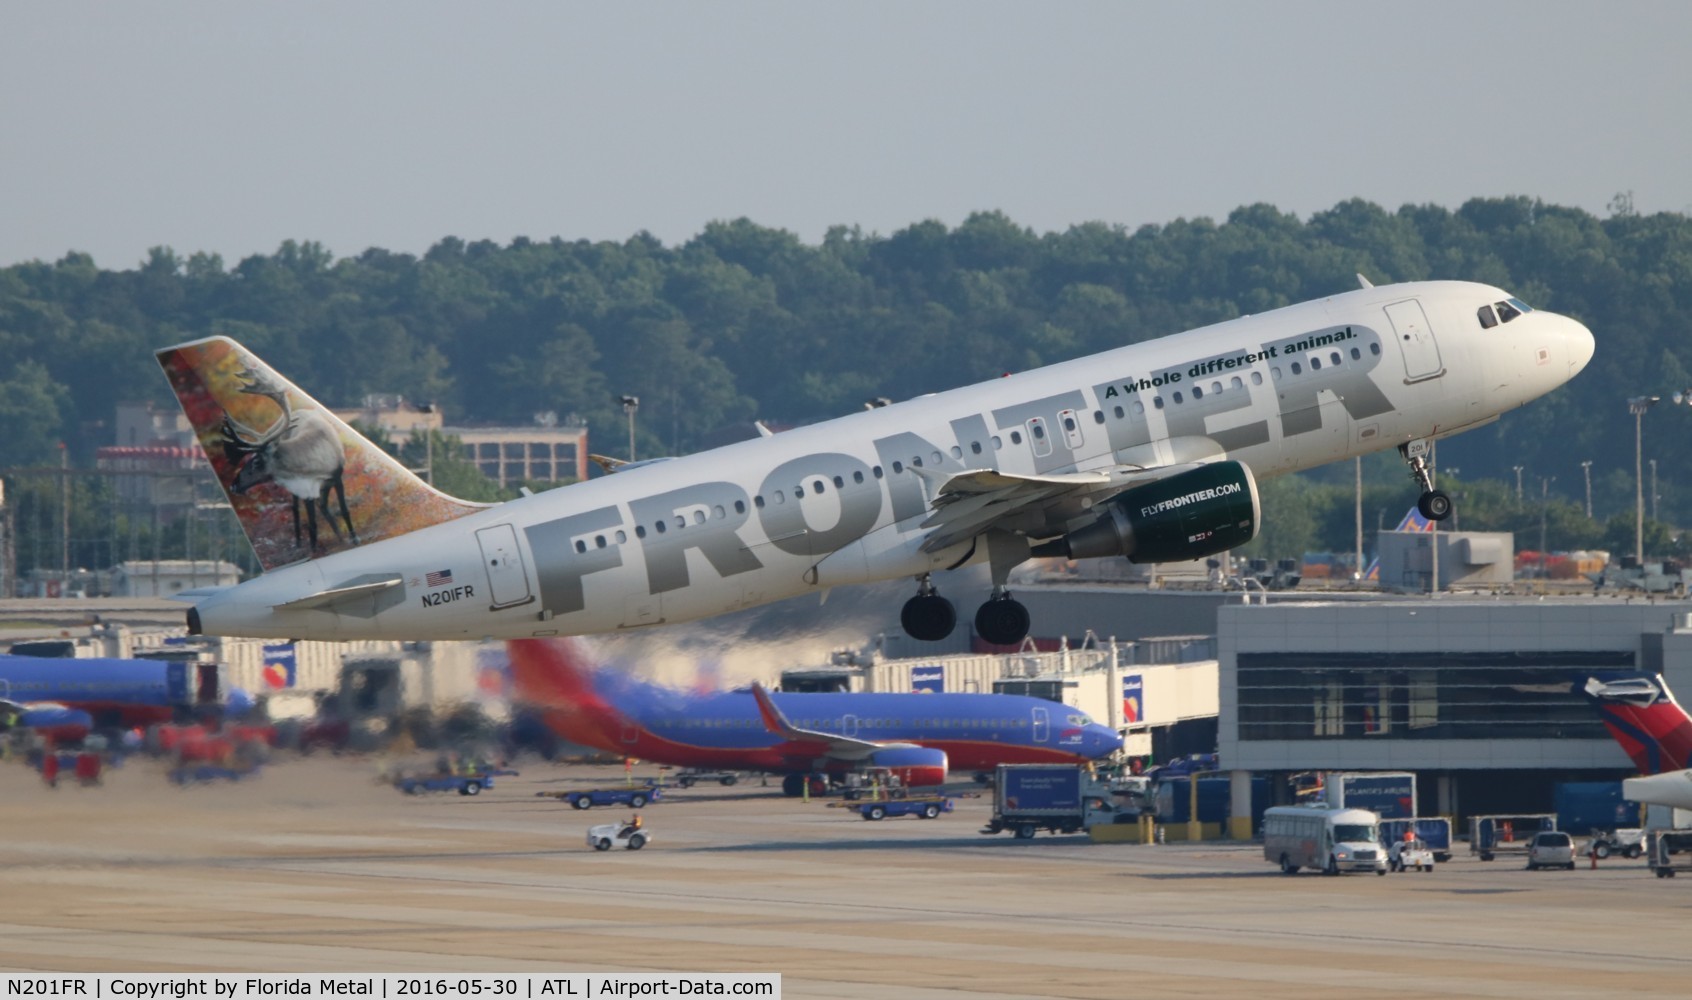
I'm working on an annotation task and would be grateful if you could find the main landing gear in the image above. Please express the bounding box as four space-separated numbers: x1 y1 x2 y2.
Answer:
901 574 956 642
975 590 1031 646
1400 442 1452 522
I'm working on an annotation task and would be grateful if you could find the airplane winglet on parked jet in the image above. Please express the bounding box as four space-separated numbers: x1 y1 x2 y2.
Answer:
748 682 927 761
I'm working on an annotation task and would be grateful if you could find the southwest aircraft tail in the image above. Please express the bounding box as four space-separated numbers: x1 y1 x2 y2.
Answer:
1583 674 1692 774
157 336 485 571
506 637 635 749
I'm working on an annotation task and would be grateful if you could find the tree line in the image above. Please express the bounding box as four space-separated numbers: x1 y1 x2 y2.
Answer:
2 195 1689 574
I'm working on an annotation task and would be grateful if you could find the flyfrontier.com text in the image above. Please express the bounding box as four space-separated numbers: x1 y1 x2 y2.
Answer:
1141 482 1244 518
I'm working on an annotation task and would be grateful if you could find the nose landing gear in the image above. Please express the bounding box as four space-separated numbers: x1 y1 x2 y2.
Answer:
1400 442 1452 522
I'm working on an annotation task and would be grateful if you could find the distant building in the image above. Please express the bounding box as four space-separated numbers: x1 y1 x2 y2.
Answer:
112 560 242 597
332 397 588 487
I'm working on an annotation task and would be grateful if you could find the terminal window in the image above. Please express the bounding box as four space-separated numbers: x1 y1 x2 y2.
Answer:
1236 650 1634 741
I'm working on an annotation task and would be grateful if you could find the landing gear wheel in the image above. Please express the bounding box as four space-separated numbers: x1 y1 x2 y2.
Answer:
1417 489 1452 522
974 595 1031 646
901 594 957 642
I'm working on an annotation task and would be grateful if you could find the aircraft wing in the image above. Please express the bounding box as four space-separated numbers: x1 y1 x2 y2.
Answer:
749 683 921 761
915 463 1203 553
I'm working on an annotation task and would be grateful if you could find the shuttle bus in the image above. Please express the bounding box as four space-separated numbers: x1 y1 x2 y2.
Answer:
1263 805 1387 876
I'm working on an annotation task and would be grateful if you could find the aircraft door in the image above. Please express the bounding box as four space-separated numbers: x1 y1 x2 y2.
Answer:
1032 706 1049 743
476 524 534 609
1026 417 1053 458
1384 299 1445 382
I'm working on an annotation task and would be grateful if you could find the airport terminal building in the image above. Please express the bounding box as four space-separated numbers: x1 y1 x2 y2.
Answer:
1217 598 1692 830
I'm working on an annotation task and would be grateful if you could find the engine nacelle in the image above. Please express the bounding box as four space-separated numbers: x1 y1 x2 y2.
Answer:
1033 461 1260 564
864 745 949 787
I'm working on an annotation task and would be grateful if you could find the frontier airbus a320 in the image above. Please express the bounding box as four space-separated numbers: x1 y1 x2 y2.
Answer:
158 278 1593 645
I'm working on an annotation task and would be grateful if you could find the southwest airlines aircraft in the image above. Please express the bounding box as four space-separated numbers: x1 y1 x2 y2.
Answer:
506 637 1121 794
157 279 1592 645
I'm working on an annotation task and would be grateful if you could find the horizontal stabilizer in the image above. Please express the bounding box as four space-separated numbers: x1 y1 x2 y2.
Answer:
273 574 403 613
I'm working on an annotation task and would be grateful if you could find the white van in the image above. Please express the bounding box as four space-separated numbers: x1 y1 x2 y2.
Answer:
1263 805 1387 875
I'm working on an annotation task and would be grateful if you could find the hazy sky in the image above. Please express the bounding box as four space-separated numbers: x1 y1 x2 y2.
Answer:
3 2 1689 270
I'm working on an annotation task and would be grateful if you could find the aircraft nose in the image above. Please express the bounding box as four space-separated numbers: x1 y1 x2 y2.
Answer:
1565 316 1595 377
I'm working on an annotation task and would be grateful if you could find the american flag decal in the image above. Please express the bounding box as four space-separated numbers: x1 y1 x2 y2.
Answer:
426 569 453 587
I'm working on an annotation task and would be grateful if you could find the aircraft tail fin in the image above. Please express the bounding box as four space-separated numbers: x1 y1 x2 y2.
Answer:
156 336 486 572
505 638 626 750
1583 674 1692 774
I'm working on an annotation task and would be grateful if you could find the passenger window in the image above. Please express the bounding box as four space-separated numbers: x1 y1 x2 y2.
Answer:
1153 397 1164 409
932 451 943 464
1172 391 1183 403
950 446 962 459
911 456 923 468
734 500 745 514
713 505 725 519
774 490 785 504
1350 347 1361 360
1132 400 1144 414
1191 386 1202 399
1113 405 1125 418
1009 431 1022 445
1370 342 1381 355
853 470 864 483
1251 371 1262 385
832 475 844 489
970 441 983 454
1290 362 1302 375
575 540 587 553
615 530 627 543
655 520 668 533
635 524 647 538
873 466 883 478
892 461 903 473
753 495 764 509
1331 351 1341 366
1230 376 1243 390
1063 415 1077 431
1030 423 1045 439
1309 357 1320 371
1092 410 1104 425
992 436 1002 449
1272 367 1282 380
1212 381 1222 393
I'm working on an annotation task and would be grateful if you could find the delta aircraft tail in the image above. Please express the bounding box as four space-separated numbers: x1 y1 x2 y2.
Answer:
156 336 485 571
1583 674 1692 774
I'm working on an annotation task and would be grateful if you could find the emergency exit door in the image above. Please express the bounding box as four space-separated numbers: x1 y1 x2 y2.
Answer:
476 524 533 609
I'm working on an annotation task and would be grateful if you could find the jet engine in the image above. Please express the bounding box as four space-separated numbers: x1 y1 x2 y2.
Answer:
1031 461 1260 563
864 745 949 787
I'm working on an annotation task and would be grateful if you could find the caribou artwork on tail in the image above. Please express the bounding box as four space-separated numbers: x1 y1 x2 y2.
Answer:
219 366 359 552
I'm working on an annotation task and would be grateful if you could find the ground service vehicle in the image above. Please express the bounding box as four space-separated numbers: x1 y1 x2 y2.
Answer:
1388 837 1435 872
1263 805 1387 875
1379 817 1453 863
541 783 663 810
1647 830 1692 877
982 764 1117 838
1469 814 1557 861
397 773 498 796
587 819 650 851
858 796 954 820
1589 828 1645 859
674 769 740 788
1525 831 1576 870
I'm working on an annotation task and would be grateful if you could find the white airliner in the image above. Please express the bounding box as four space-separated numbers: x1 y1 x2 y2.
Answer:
157 278 1593 644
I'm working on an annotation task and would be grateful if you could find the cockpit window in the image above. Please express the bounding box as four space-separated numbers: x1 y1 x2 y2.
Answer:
1507 297 1533 314
1477 304 1498 329
1495 300 1521 323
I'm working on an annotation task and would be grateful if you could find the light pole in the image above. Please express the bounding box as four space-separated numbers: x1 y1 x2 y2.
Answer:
1629 396 1660 565
1580 460 1593 519
1513 465 1524 501
1650 458 1659 522
620 395 640 462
